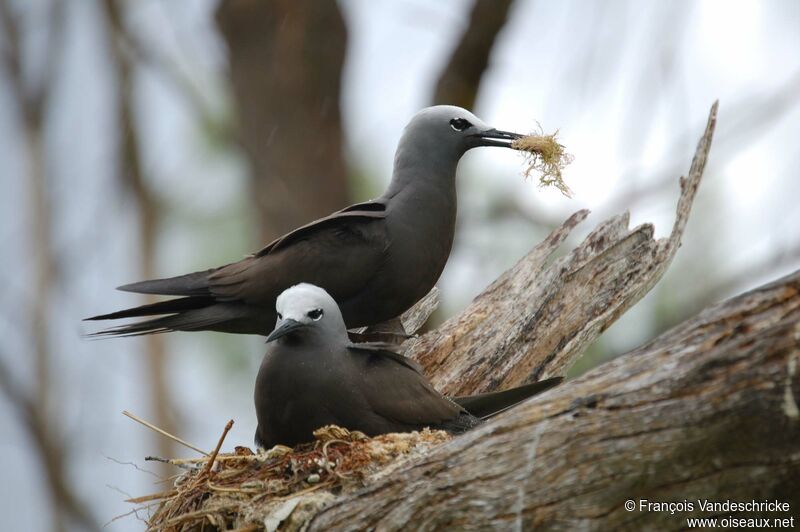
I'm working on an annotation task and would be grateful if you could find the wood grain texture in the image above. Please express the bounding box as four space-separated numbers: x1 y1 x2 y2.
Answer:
407 102 718 397
308 269 800 531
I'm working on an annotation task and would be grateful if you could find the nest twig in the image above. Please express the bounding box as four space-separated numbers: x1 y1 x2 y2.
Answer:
511 129 574 197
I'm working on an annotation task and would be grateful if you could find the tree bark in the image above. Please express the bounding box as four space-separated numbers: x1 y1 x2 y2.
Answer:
308 270 800 531
216 0 349 243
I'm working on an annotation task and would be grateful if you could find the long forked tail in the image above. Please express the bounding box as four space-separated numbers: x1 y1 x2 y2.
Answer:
85 299 258 338
84 266 262 337
86 296 214 322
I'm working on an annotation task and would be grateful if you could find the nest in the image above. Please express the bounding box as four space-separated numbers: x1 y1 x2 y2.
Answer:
129 425 451 531
512 130 574 197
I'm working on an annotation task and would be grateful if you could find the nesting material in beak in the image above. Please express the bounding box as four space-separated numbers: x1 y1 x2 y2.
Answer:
511 129 574 198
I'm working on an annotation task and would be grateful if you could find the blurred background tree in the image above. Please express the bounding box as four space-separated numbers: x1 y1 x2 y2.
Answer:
216 0 350 241
0 0 798 529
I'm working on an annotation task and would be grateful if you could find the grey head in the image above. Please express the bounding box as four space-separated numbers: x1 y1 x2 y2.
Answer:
388 105 524 195
266 283 348 345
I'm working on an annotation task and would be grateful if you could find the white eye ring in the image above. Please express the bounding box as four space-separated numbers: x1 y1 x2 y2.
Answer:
307 308 324 321
450 118 471 131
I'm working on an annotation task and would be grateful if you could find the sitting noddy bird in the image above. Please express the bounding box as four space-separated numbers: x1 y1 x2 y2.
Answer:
87 106 525 336
254 284 562 448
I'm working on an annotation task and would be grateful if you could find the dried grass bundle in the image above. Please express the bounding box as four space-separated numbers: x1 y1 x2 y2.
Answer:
512 129 574 197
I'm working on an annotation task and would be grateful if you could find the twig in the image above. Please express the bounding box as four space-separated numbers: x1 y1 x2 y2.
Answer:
144 456 197 471
105 501 161 527
125 490 177 504
205 480 260 494
146 454 264 465
105 484 133 500
203 419 234 475
160 505 239 528
253 480 334 503
123 410 209 456
103 453 162 479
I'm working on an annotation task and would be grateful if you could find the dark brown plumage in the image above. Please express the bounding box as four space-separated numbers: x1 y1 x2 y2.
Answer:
86 106 524 337
254 284 561 448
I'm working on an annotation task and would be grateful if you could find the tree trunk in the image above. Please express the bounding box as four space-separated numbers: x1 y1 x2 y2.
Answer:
216 0 349 243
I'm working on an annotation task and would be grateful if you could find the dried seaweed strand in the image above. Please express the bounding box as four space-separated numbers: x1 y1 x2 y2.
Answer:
511 128 574 198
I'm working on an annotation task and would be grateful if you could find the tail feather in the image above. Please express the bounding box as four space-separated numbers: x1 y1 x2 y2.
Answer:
117 269 216 297
86 303 264 338
452 377 564 419
85 296 214 321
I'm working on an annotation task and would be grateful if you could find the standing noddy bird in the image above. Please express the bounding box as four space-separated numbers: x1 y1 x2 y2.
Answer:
255 284 562 448
87 106 525 336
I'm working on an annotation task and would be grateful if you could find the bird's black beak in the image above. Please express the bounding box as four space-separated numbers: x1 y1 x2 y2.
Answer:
266 319 306 342
470 128 524 148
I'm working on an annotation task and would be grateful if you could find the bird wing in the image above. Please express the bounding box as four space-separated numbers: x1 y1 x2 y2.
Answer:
109 200 388 299
207 201 389 304
347 342 424 372
347 345 464 427
452 377 564 419
253 199 387 257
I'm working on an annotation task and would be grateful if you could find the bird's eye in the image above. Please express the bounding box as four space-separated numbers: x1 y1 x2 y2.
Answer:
277 312 282 320
450 118 471 132
307 308 323 321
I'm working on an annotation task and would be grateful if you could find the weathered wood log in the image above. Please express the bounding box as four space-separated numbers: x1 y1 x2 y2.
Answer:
308 269 800 531
408 103 718 396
